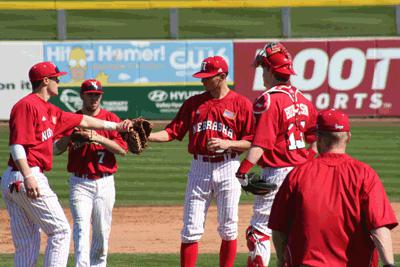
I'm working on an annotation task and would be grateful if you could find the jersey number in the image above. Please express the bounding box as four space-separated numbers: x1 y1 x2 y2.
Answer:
98 151 105 164
288 121 306 150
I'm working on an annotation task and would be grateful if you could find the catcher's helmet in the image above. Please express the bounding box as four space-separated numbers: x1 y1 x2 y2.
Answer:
253 42 295 76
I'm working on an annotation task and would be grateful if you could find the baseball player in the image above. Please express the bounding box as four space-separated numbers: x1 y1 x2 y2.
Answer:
269 109 398 267
1 62 131 267
54 79 128 267
148 56 255 267
235 42 318 267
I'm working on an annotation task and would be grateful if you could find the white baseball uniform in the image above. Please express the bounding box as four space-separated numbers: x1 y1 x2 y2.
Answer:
2 93 83 267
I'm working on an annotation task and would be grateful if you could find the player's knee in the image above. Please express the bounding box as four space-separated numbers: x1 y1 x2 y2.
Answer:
181 225 204 243
218 228 238 241
218 221 238 240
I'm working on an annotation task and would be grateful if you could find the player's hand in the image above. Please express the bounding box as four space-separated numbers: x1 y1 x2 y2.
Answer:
24 176 41 199
116 119 132 132
207 138 230 153
78 129 93 140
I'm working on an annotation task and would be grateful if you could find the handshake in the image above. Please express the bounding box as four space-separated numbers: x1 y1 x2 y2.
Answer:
235 172 277 195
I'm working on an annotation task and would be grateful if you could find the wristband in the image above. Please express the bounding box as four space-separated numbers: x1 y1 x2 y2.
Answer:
238 159 255 174
103 121 117 130
383 264 396 267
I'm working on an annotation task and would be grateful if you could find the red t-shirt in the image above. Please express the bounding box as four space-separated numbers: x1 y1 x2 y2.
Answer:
268 153 398 267
165 90 254 155
252 85 317 168
8 93 83 171
64 109 128 175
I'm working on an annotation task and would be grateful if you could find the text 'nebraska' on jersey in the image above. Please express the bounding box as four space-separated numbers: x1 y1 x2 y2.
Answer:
193 121 234 139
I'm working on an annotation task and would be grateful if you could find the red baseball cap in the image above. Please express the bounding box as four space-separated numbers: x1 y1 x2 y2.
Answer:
29 61 67 82
253 42 296 76
317 109 350 132
193 56 228 78
81 79 103 94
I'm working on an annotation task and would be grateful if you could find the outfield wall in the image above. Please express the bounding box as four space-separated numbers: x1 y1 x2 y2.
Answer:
0 38 399 119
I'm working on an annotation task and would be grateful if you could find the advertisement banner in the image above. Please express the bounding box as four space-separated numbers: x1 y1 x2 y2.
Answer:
44 40 233 86
51 85 205 119
234 39 400 116
0 42 43 120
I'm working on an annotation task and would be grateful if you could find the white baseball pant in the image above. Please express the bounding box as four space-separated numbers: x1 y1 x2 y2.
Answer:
69 174 115 267
181 155 241 243
248 166 293 266
1 167 71 267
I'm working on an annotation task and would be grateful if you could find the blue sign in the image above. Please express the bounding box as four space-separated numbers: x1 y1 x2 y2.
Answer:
43 40 233 85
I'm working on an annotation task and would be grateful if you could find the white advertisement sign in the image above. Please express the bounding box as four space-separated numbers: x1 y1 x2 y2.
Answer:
0 42 43 120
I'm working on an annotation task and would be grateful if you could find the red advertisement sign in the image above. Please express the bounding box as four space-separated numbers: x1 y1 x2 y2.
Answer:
234 39 400 116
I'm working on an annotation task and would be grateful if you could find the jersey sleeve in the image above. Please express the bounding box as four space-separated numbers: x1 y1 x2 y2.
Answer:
360 166 398 231
252 100 279 150
9 102 36 145
268 169 296 233
238 99 255 141
53 106 84 136
165 99 191 141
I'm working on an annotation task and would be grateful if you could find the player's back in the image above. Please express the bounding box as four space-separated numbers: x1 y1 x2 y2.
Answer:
253 85 317 168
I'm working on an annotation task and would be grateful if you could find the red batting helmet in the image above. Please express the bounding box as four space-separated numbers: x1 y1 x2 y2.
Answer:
253 42 295 77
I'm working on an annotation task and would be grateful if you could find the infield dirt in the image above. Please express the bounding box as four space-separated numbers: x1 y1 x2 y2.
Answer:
1 203 399 254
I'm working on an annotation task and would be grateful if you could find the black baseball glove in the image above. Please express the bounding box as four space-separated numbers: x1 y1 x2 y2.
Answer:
236 172 277 195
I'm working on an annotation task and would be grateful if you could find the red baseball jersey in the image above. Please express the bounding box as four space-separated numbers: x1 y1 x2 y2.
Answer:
64 109 128 175
8 93 83 171
165 90 254 155
268 153 398 267
252 85 317 168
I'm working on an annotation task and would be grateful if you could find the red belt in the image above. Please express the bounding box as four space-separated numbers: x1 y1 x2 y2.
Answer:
74 173 112 179
193 153 238 163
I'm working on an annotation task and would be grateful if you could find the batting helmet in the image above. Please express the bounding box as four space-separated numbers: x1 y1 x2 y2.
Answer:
253 42 295 77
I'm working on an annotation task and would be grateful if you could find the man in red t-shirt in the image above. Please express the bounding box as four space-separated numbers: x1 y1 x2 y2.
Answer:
269 109 398 267
236 42 318 267
149 56 255 267
54 79 128 267
1 62 131 267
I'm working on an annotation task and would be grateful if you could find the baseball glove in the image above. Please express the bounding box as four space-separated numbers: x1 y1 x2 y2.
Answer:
69 128 95 149
237 172 277 195
124 118 153 154
70 129 91 143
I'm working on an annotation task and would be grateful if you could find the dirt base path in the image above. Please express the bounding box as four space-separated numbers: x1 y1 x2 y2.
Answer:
1 203 399 254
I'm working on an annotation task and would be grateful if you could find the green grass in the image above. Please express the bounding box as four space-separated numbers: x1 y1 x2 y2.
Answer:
0 253 399 266
0 6 397 40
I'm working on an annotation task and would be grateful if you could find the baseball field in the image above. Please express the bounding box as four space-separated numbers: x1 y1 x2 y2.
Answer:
1 3 400 266
0 120 399 266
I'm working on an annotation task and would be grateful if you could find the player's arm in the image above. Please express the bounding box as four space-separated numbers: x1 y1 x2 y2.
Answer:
10 145 40 199
272 230 288 267
207 138 251 152
148 130 173 142
236 145 264 176
79 115 131 132
53 136 71 155
91 131 127 156
371 227 395 266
